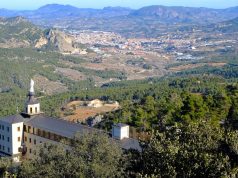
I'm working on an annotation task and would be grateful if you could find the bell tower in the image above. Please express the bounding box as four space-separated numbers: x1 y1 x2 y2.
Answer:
25 79 41 115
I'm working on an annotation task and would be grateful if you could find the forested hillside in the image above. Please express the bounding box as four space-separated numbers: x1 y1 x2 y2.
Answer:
0 4 238 177
0 16 43 47
1 75 238 177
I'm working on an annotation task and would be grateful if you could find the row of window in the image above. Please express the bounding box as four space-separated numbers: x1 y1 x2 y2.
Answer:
0 145 10 153
24 125 69 143
24 137 37 145
0 135 21 143
0 125 21 132
28 107 38 114
0 135 10 142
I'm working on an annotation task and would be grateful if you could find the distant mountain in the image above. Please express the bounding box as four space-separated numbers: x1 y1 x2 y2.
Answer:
223 6 238 13
102 6 133 16
0 9 18 17
35 4 133 19
37 4 79 12
1 4 237 25
34 4 99 18
215 17 238 33
0 4 133 19
1 4 238 38
130 5 238 23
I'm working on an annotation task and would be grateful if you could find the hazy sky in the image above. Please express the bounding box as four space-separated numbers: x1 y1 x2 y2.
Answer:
1 0 238 10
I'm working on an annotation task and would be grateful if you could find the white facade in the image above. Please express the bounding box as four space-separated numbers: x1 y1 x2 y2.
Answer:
112 124 129 140
11 122 24 156
26 103 40 115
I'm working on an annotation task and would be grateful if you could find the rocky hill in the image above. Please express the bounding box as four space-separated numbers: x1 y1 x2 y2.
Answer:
0 16 81 52
0 16 44 48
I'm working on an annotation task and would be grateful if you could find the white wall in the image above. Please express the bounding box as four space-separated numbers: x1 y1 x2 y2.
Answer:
27 103 40 115
0 120 24 162
120 126 129 139
11 122 24 155
112 125 129 140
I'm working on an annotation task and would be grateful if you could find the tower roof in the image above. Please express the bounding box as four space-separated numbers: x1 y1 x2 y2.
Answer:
26 95 39 105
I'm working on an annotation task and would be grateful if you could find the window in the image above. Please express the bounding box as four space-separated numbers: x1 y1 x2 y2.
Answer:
29 138 32 143
17 127 20 132
8 147 10 153
35 107 38 113
25 136 27 142
2 125 4 130
2 135 4 140
3 146 5 151
0 145 1 150
7 137 9 142
48 132 51 139
18 137 21 142
37 129 41 136
28 126 31 133
43 131 46 137
29 149 32 154
34 139 36 145
7 127 9 132
33 128 35 134
30 107 33 114
0 134 1 140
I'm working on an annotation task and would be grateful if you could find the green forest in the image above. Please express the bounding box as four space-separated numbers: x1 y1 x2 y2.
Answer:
0 47 238 177
1 74 238 177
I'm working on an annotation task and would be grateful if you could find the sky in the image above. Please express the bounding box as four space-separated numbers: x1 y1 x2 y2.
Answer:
1 0 238 10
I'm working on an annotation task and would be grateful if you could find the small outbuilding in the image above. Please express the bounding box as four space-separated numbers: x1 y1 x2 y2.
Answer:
87 99 103 108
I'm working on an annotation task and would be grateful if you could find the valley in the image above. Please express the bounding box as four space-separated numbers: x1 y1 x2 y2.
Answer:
0 14 238 96
1 3 238 177
0 4 237 117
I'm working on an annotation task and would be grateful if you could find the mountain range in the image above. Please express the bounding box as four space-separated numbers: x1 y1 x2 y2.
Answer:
0 4 133 19
0 4 238 24
131 5 238 23
0 4 238 38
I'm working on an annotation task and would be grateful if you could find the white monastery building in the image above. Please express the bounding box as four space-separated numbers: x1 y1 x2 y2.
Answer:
0 80 140 161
